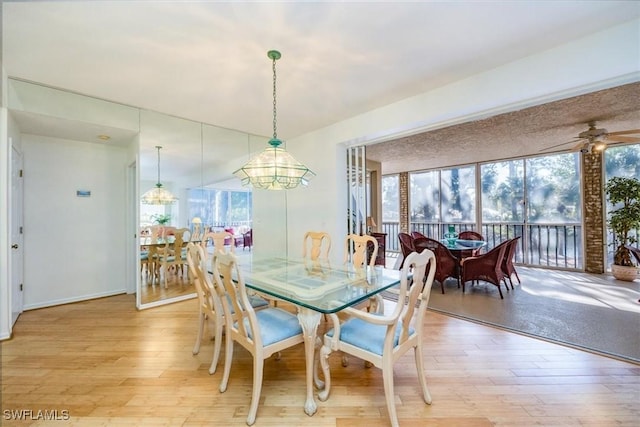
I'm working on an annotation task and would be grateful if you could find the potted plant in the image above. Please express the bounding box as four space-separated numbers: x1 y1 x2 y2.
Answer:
151 213 171 225
605 176 640 281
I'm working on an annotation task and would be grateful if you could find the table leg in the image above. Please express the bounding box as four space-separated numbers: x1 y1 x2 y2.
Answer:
296 307 322 416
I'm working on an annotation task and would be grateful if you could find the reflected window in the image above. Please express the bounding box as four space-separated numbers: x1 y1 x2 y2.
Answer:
188 188 252 228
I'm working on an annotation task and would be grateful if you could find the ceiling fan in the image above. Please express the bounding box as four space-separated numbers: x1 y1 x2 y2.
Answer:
541 121 640 154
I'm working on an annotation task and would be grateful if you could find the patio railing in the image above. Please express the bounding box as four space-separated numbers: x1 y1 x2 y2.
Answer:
382 221 584 269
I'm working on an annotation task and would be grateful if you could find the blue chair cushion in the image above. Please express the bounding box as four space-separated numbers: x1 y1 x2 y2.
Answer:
248 295 269 309
241 308 302 347
326 317 415 356
224 295 269 315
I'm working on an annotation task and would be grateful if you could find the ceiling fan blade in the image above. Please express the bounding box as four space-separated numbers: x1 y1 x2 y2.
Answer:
607 129 640 136
538 138 584 152
607 135 640 143
571 140 587 151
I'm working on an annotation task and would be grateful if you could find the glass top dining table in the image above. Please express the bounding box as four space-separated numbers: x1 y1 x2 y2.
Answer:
440 238 487 251
238 257 402 313
234 256 403 417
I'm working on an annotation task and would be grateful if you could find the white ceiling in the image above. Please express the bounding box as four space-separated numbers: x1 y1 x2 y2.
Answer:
3 1 640 180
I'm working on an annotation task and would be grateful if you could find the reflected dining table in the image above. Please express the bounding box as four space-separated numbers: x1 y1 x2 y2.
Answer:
234 257 403 417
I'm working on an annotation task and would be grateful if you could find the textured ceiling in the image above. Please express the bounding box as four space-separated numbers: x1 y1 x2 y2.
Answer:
366 82 640 174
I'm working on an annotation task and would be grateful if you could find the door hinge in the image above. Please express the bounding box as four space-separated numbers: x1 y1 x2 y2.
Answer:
19 169 23 178
20 226 23 234
20 284 23 291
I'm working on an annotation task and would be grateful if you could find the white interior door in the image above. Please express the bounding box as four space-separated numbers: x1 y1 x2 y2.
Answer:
10 144 24 325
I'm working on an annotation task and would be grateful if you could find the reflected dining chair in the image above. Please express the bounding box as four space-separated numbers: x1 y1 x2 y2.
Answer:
186 242 224 375
242 229 253 250
318 249 437 427
141 225 162 284
413 236 460 294
460 240 509 298
302 231 332 261
212 252 305 426
156 227 190 288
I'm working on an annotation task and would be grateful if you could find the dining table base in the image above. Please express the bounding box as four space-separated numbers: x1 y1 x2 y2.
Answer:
296 307 322 416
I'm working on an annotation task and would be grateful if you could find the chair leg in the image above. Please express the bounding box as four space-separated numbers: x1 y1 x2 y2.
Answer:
497 283 504 299
414 344 432 405
209 313 223 375
193 310 205 355
163 263 169 289
246 357 264 426
508 275 515 290
341 354 349 367
382 357 399 427
219 326 234 393
514 270 521 284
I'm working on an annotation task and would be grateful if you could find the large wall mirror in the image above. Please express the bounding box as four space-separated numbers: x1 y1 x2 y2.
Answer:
137 110 271 309
7 78 278 311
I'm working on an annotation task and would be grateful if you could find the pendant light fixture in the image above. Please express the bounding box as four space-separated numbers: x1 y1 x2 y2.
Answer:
234 50 315 190
141 145 178 205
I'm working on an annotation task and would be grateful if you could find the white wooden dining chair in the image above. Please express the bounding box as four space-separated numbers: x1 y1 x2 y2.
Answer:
302 231 332 261
318 249 437 427
185 242 224 374
212 252 305 426
200 231 234 266
156 227 190 288
344 233 378 268
344 233 381 312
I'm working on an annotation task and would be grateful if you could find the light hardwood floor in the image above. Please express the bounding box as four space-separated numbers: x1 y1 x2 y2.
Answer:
2 294 639 426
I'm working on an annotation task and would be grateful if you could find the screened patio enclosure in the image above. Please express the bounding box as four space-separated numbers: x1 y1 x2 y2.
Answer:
381 144 640 271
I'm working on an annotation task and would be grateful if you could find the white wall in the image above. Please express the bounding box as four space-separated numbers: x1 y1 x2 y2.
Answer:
280 19 640 262
0 71 10 339
21 135 129 309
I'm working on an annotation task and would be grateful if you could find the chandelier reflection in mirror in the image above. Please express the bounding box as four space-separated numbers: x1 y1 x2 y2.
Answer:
141 145 178 205
234 50 315 190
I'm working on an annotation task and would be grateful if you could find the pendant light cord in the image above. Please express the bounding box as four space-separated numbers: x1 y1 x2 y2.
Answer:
156 146 161 186
272 54 278 140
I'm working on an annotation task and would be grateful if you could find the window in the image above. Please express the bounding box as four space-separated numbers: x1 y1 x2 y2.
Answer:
526 154 581 224
481 160 524 222
410 170 439 222
382 175 399 222
188 188 252 228
604 143 640 268
441 166 475 223
386 151 583 268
